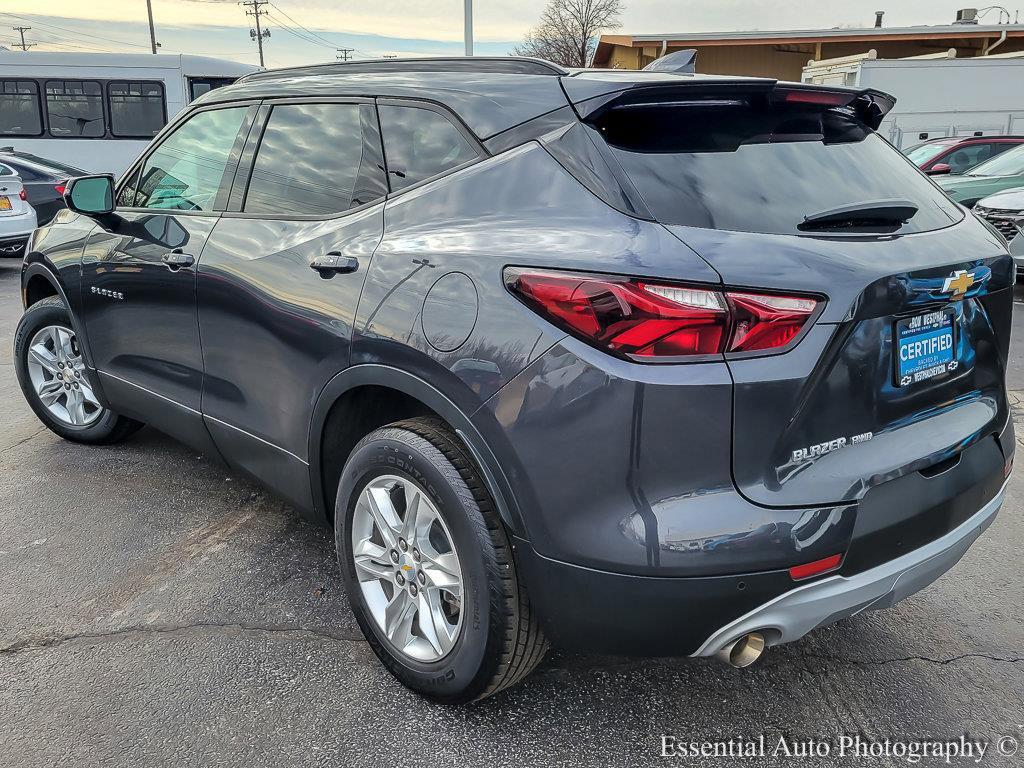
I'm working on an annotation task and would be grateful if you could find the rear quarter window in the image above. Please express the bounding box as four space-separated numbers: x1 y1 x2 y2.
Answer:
599 103 964 236
378 105 480 191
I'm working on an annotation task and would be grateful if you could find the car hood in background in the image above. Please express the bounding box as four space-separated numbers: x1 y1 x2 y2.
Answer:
976 187 1024 212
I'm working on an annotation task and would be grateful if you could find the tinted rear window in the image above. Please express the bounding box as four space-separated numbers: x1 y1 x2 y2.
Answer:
244 103 387 216
599 102 963 235
378 105 479 191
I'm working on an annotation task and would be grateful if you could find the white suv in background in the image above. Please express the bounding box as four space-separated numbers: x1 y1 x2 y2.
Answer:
0 164 38 257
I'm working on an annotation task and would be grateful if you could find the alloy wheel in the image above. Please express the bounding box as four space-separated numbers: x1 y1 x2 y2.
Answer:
25 324 104 427
351 474 464 662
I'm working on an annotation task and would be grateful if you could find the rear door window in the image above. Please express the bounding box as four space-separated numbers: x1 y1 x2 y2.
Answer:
599 100 964 235
0 80 42 136
243 102 387 216
378 105 480 191
45 80 105 138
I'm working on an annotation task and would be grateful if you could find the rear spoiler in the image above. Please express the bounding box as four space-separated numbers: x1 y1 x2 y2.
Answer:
564 77 896 131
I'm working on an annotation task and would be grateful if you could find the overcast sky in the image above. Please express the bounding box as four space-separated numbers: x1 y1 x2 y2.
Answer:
0 2 1018 66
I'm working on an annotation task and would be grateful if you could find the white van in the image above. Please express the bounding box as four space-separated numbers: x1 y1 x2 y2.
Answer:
0 52 257 176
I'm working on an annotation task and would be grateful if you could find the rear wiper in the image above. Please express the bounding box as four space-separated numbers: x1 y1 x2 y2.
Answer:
799 199 919 232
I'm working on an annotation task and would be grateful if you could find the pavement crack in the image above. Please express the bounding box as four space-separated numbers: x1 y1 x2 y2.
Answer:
0 621 366 656
800 651 1023 667
0 425 48 456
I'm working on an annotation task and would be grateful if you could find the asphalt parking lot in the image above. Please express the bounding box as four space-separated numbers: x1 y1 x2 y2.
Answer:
0 256 1022 768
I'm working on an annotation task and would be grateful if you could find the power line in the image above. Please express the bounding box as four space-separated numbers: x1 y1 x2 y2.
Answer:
11 26 34 51
336 48 354 61
240 0 270 67
0 11 152 50
268 2 338 48
264 13 332 50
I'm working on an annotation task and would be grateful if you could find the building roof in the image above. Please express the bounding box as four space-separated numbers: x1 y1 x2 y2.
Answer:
595 23 1024 65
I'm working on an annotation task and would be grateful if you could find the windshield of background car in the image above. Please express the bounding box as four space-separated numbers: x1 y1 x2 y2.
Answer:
966 144 1024 177
905 141 956 165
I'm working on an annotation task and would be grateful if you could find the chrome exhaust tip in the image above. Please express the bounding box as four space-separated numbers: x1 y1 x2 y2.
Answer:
714 631 766 668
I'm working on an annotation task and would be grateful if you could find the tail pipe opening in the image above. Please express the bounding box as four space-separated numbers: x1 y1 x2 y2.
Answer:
714 631 767 668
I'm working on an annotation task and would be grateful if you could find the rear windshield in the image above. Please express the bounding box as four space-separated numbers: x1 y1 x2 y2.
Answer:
597 101 963 235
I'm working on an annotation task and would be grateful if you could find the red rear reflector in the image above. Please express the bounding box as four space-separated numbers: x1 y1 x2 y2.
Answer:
789 554 843 581
504 268 819 361
1005 455 1014 478
19 189 27 201
54 183 67 196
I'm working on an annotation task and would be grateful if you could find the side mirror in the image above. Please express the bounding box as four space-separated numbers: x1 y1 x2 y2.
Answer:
928 163 953 176
64 175 115 216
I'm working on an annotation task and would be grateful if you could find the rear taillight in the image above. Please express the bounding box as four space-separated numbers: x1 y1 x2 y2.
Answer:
54 183 67 196
18 189 26 201
504 267 819 361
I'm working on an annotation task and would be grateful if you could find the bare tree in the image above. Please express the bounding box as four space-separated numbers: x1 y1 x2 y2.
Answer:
512 0 623 68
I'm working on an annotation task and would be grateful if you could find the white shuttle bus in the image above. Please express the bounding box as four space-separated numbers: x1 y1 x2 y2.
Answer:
0 52 257 176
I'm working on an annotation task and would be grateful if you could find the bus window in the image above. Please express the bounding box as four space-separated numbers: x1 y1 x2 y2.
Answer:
108 81 166 138
188 77 237 102
0 80 43 136
45 80 105 138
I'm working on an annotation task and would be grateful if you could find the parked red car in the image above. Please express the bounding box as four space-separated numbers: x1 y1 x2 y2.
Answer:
904 136 1024 175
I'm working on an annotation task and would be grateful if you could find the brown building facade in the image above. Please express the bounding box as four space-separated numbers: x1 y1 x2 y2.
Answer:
593 24 1024 80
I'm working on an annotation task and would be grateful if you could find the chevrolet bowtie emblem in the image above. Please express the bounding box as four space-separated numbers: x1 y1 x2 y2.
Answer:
941 270 975 299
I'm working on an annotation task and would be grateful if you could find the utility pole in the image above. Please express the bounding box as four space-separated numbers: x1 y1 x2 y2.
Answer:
336 48 354 61
145 0 158 53
464 0 473 56
12 26 35 51
241 0 270 68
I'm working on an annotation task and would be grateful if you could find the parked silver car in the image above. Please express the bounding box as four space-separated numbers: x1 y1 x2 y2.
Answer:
974 188 1024 272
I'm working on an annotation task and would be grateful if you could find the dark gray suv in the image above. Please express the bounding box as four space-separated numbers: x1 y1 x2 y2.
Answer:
14 57 1015 703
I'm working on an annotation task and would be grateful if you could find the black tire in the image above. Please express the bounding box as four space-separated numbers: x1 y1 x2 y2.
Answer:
14 296 142 444
336 417 547 703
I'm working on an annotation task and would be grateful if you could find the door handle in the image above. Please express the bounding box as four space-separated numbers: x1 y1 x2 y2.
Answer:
162 250 195 270
310 252 359 278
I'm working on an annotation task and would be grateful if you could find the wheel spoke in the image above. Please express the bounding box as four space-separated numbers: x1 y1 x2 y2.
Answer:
54 327 75 360
37 378 64 406
65 391 86 425
399 486 421 543
364 485 401 548
417 589 455 656
420 551 461 596
78 379 101 408
353 538 392 582
384 588 415 644
28 343 59 374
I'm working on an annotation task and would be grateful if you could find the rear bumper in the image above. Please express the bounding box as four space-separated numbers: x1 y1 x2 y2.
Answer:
0 211 37 255
514 476 1006 658
0 233 30 255
693 476 1006 658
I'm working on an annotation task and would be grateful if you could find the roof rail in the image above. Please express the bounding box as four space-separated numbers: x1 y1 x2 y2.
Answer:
239 56 568 82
